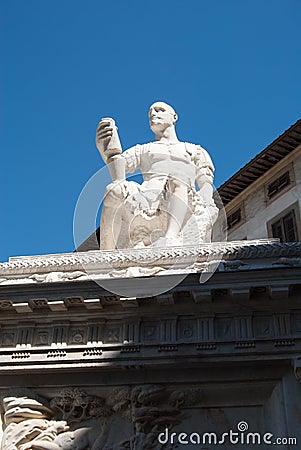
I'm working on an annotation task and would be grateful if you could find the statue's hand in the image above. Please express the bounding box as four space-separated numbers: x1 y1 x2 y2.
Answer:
96 118 113 157
96 118 121 162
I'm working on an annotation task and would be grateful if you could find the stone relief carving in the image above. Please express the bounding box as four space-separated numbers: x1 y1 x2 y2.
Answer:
0 241 298 278
50 388 111 424
0 271 87 286
29 271 86 283
272 257 301 267
294 357 301 383
109 266 165 278
96 102 219 250
2 241 296 286
0 385 203 449
222 260 249 271
1 391 69 450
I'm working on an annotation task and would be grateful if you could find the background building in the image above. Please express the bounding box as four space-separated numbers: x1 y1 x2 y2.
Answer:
218 119 301 243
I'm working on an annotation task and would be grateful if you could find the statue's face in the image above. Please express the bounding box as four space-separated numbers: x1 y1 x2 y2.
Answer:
148 102 177 132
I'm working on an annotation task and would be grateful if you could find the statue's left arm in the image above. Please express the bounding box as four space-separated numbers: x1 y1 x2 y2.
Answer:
194 145 216 205
193 145 219 223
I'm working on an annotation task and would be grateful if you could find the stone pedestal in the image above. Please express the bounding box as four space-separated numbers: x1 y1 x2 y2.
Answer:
0 241 301 449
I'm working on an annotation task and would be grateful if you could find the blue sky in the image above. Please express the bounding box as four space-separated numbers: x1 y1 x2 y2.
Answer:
1 0 300 261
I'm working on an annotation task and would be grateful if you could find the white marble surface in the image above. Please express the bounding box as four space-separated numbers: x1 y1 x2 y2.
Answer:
96 102 219 250
0 239 299 287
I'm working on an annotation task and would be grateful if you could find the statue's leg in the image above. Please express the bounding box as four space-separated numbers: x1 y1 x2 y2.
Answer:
100 183 125 250
165 179 188 239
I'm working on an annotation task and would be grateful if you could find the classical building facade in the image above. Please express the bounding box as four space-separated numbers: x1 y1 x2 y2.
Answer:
0 241 301 449
0 119 300 449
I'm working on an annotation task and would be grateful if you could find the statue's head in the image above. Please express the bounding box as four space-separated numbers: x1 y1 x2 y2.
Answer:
148 101 178 133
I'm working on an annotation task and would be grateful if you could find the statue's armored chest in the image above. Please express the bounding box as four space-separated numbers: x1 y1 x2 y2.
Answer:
143 143 192 164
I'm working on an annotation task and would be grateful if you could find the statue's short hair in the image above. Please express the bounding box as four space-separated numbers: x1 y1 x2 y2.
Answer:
149 101 178 121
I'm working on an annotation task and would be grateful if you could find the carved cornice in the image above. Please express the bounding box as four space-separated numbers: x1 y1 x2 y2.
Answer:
0 240 300 281
0 310 301 372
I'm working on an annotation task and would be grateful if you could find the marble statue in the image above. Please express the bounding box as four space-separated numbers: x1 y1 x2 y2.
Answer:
96 102 218 250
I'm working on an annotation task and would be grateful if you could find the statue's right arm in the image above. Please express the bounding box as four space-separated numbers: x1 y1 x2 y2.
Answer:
122 145 142 175
95 118 142 180
96 119 125 182
106 144 141 184
96 119 120 162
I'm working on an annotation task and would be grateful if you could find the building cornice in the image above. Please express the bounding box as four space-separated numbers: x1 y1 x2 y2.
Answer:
217 119 301 205
1 240 300 281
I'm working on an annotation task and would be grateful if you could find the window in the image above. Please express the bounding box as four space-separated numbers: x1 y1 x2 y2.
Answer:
271 210 298 242
265 164 295 204
227 208 242 230
268 203 300 243
267 171 290 199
